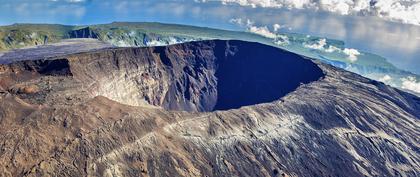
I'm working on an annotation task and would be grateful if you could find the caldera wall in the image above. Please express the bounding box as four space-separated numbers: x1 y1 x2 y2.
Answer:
67 40 325 112
4 40 325 112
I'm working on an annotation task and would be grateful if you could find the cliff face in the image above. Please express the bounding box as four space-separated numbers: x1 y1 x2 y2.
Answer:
1 40 324 112
68 27 99 39
65 40 323 112
0 40 419 177
2 23 419 98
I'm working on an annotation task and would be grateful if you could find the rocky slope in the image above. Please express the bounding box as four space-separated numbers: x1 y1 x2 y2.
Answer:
0 40 419 177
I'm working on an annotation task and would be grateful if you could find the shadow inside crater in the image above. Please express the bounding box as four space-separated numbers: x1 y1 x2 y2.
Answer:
160 40 325 112
212 41 325 111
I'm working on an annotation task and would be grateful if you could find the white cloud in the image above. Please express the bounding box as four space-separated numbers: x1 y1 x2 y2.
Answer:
378 75 392 83
324 45 340 53
231 18 292 45
303 38 340 53
146 37 192 47
231 18 255 26
248 25 277 38
318 0 352 15
304 38 327 50
401 76 420 93
273 23 282 31
205 0 420 26
272 23 289 31
232 18 278 38
343 48 360 62
245 18 254 26
273 24 280 31
229 18 244 25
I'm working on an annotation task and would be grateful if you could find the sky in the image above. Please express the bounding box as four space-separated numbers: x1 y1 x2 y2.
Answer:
0 0 419 74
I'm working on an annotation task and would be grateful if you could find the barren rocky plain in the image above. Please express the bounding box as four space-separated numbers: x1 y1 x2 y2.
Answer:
0 39 419 176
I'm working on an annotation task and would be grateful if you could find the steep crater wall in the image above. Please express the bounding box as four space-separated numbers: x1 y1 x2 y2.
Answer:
67 40 325 112
8 40 325 112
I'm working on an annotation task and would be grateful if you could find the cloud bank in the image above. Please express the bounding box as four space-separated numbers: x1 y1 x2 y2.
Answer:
378 75 392 83
401 76 420 93
343 48 361 62
302 38 361 62
232 18 364 62
201 0 420 26
230 18 278 38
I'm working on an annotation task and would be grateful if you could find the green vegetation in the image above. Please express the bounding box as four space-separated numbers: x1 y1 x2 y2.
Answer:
0 24 75 51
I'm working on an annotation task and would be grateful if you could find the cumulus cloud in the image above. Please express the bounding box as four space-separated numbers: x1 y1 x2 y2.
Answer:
204 0 420 26
230 18 254 27
324 45 341 53
243 22 365 62
302 39 361 62
273 24 281 31
230 18 278 38
229 18 244 25
401 76 420 93
229 18 293 46
343 48 361 62
303 38 341 53
248 25 277 38
304 38 327 50
378 75 392 83
273 23 286 31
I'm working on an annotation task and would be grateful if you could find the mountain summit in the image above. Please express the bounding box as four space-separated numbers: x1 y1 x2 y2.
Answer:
0 40 419 176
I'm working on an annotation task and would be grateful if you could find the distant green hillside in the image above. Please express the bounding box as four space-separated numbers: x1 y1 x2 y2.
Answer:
0 24 75 51
0 22 271 50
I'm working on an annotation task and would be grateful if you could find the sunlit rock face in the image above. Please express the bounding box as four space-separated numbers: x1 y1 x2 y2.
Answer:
0 40 418 177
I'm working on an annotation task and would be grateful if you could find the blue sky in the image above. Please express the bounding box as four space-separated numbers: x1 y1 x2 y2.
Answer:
0 0 241 29
0 0 419 74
